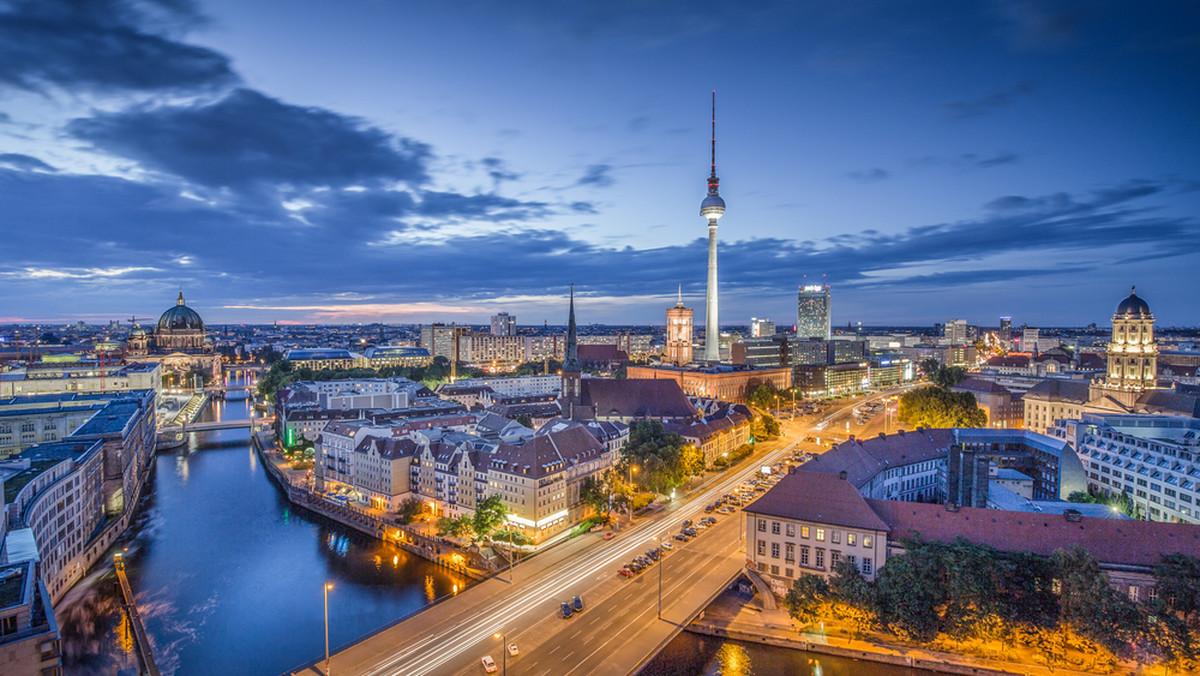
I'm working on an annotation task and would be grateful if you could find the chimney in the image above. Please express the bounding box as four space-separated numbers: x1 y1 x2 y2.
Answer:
1064 509 1082 523
838 470 848 481
945 502 960 512
848 435 856 442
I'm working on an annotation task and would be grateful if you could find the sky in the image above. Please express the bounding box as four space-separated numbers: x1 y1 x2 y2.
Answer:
1 0 1198 328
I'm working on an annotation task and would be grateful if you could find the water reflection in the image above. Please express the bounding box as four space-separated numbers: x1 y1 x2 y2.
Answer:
57 376 470 676
640 632 938 676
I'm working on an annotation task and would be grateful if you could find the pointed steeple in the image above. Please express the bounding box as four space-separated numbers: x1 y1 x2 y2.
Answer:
563 284 580 372
675 284 685 308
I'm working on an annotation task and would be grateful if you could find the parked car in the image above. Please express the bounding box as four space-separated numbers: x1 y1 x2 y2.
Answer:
561 602 573 618
618 567 634 578
573 596 584 612
482 655 498 673
674 533 688 542
682 519 694 528
661 541 673 550
646 549 660 560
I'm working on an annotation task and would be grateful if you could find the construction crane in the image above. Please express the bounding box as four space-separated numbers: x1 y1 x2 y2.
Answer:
126 315 153 327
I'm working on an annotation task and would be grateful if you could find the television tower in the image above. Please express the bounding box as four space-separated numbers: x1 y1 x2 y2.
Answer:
700 91 726 362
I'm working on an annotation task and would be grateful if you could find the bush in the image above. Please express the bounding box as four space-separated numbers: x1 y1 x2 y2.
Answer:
631 491 655 512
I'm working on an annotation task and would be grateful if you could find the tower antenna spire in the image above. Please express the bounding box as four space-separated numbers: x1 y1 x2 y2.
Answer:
710 91 717 180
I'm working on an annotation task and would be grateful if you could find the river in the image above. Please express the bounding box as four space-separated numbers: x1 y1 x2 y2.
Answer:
56 382 469 676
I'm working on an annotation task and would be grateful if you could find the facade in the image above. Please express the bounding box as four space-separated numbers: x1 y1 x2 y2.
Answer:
0 360 161 399
420 323 465 361
750 318 776 338
950 378 1024 428
456 334 528 366
490 313 516 337
1054 413 1200 524
451 375 560 397
944 319 968 346
0 391 151 459
0 559 62 675
1107 287 1158 392
664 410 750 465
796 284 831 340
362 346 433 369
626 364 790 405
665 295 695 366
125 291 222 383
0 390 156 603
284 348 364 371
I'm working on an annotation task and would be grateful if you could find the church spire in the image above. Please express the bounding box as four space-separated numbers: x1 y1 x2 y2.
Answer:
563 284 580 372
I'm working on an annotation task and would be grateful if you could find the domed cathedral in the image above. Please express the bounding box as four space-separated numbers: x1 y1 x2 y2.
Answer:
124 290 222 385
1106 286 1158 392
155 291 208 352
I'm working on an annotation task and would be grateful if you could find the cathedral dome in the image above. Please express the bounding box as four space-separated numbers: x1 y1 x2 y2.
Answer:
1115 287 1151 317
157 291 205 331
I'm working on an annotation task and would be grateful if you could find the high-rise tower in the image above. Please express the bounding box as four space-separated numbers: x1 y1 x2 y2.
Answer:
665 286 694 366
796 283 831 340
700 91 725 362
1106 286 1158 392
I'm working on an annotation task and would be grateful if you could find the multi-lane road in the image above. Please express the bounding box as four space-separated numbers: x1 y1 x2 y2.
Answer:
294 387 911 676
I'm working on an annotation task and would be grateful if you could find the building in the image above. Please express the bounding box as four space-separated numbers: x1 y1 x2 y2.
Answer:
626 364 790 405
950 378 1023 428
283 348 364 371
0 391 155 459
1022 288 1197 434
420 323 465 361
490 313 516 337
796 284 831 340
0 360 161 398
664 292 694 366
664 409 751 466
732 336 788 369
1054 413 1200 524
0 556 62 676
125 291 222 383
456 334 528 367
0 390 156 603
944 319 968 346
362 346 433 369
792 362 869 398
750 318 776 338
451 375 560 397
701 94 726 363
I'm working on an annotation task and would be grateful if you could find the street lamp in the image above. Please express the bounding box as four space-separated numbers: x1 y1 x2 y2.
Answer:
323 582 334 675
493 632 507 676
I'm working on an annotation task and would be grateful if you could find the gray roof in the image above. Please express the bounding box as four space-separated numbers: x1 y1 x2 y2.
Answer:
745 470 890 532
1023 379 1092 403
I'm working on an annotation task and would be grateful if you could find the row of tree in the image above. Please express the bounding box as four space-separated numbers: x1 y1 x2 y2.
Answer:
784 538 1200 668
434 494 509 542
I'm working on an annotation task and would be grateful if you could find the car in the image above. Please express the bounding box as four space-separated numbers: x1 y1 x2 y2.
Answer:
660 541 673 550
638 555 653 566
628 560 643 571
482 655 498 673
646 549 660 560
561 602 573 618
508 643 519 657
682 519 693 528
603 531 615 540
683 527 697 536
573 596 584 611
618 567 634 578
718 507 732 514
674 533 688 542
703 504 714 513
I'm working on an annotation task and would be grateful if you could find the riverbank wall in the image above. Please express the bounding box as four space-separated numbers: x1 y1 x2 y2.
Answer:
249 432 488 581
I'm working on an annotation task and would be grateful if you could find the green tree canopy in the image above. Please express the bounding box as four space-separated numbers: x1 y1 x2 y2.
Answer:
620 420 698 494
748 384 779 411
897 386 986 428
472 494 508 540
784 574 830 625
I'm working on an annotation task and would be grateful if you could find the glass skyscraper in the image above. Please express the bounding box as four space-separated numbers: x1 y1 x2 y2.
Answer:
796 284 831 340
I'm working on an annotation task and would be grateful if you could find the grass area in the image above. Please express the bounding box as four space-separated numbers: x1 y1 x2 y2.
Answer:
566 516 604 540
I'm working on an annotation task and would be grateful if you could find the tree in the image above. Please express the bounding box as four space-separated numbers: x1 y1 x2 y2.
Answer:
784 574 830 625
512 413 534 428
919 357 940 378
472 494 508 540
621 420 695 494
436 514 473 538
873 546 944 642
1154 553 1200 627
396 498 424 525
931 365 968 389
580 474 609 518
1054 545 1144 653
898 386 987 428
748 384 778 411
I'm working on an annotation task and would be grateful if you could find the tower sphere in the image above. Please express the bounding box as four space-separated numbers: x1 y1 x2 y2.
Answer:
700 194 725 220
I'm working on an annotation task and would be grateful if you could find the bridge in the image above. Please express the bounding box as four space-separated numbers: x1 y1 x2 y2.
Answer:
161 416 274 432
290 439 799 676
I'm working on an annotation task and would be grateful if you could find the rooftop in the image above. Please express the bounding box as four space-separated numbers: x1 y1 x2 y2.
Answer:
745 470 891 532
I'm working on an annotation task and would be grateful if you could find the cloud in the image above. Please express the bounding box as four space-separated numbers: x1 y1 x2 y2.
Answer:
0 0 237 94
569 201 598 214
992 1 1087 51
908 152 1021 171
414 191 549 221
481 157 521 188
943 80 1038 119
68 88 431 191
576 163 615 188
0 153 56 172
846 168 890 182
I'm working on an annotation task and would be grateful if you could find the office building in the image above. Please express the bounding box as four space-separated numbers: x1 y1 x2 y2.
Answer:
490 313 516 337
750 318 775 338
944 319 968 346
796 284 831 340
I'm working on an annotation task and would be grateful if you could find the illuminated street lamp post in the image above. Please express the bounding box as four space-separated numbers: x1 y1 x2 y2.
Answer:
323 582 334 675
493 632 507 676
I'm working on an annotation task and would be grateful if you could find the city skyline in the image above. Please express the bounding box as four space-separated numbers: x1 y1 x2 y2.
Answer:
1 1 1198 326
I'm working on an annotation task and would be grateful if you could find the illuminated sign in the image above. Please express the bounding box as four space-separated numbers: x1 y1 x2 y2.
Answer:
801 285 825 293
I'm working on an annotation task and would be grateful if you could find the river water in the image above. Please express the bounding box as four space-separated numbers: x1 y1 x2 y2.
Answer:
56 381 469 676
55 378 924 676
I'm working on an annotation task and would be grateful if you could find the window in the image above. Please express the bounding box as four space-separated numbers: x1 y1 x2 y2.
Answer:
831 531 841 544
785 568 794 578
785 542 795 563
831 551 841 567
815 548 825 569
757 540 766 556
863 535 873 548
771 564 779 575
862 557 872 575
847 533 856 546
1129 586 1139 601
758 519 767 532
815 528 825 542
801 526 810 539
1149 587 1159 602
771 521 781 535
771 542 780 559
800 546 810 566
786 524 795 537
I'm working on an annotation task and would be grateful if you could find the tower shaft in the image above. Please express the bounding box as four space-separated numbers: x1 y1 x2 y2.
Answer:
705 222 719 361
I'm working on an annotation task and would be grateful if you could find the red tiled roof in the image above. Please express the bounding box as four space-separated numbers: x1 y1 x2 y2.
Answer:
868 499 1200 569
745 470 890 532
579 379 697 420
490 426 607 477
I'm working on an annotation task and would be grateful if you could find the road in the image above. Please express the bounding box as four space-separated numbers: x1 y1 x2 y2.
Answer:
293 387 911 676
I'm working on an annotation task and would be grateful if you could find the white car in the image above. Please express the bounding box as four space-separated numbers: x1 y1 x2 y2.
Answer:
508 643 519 656
482 655 498 673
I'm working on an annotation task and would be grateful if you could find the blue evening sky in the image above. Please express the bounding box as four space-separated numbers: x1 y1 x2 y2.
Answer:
0 0 1197 327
